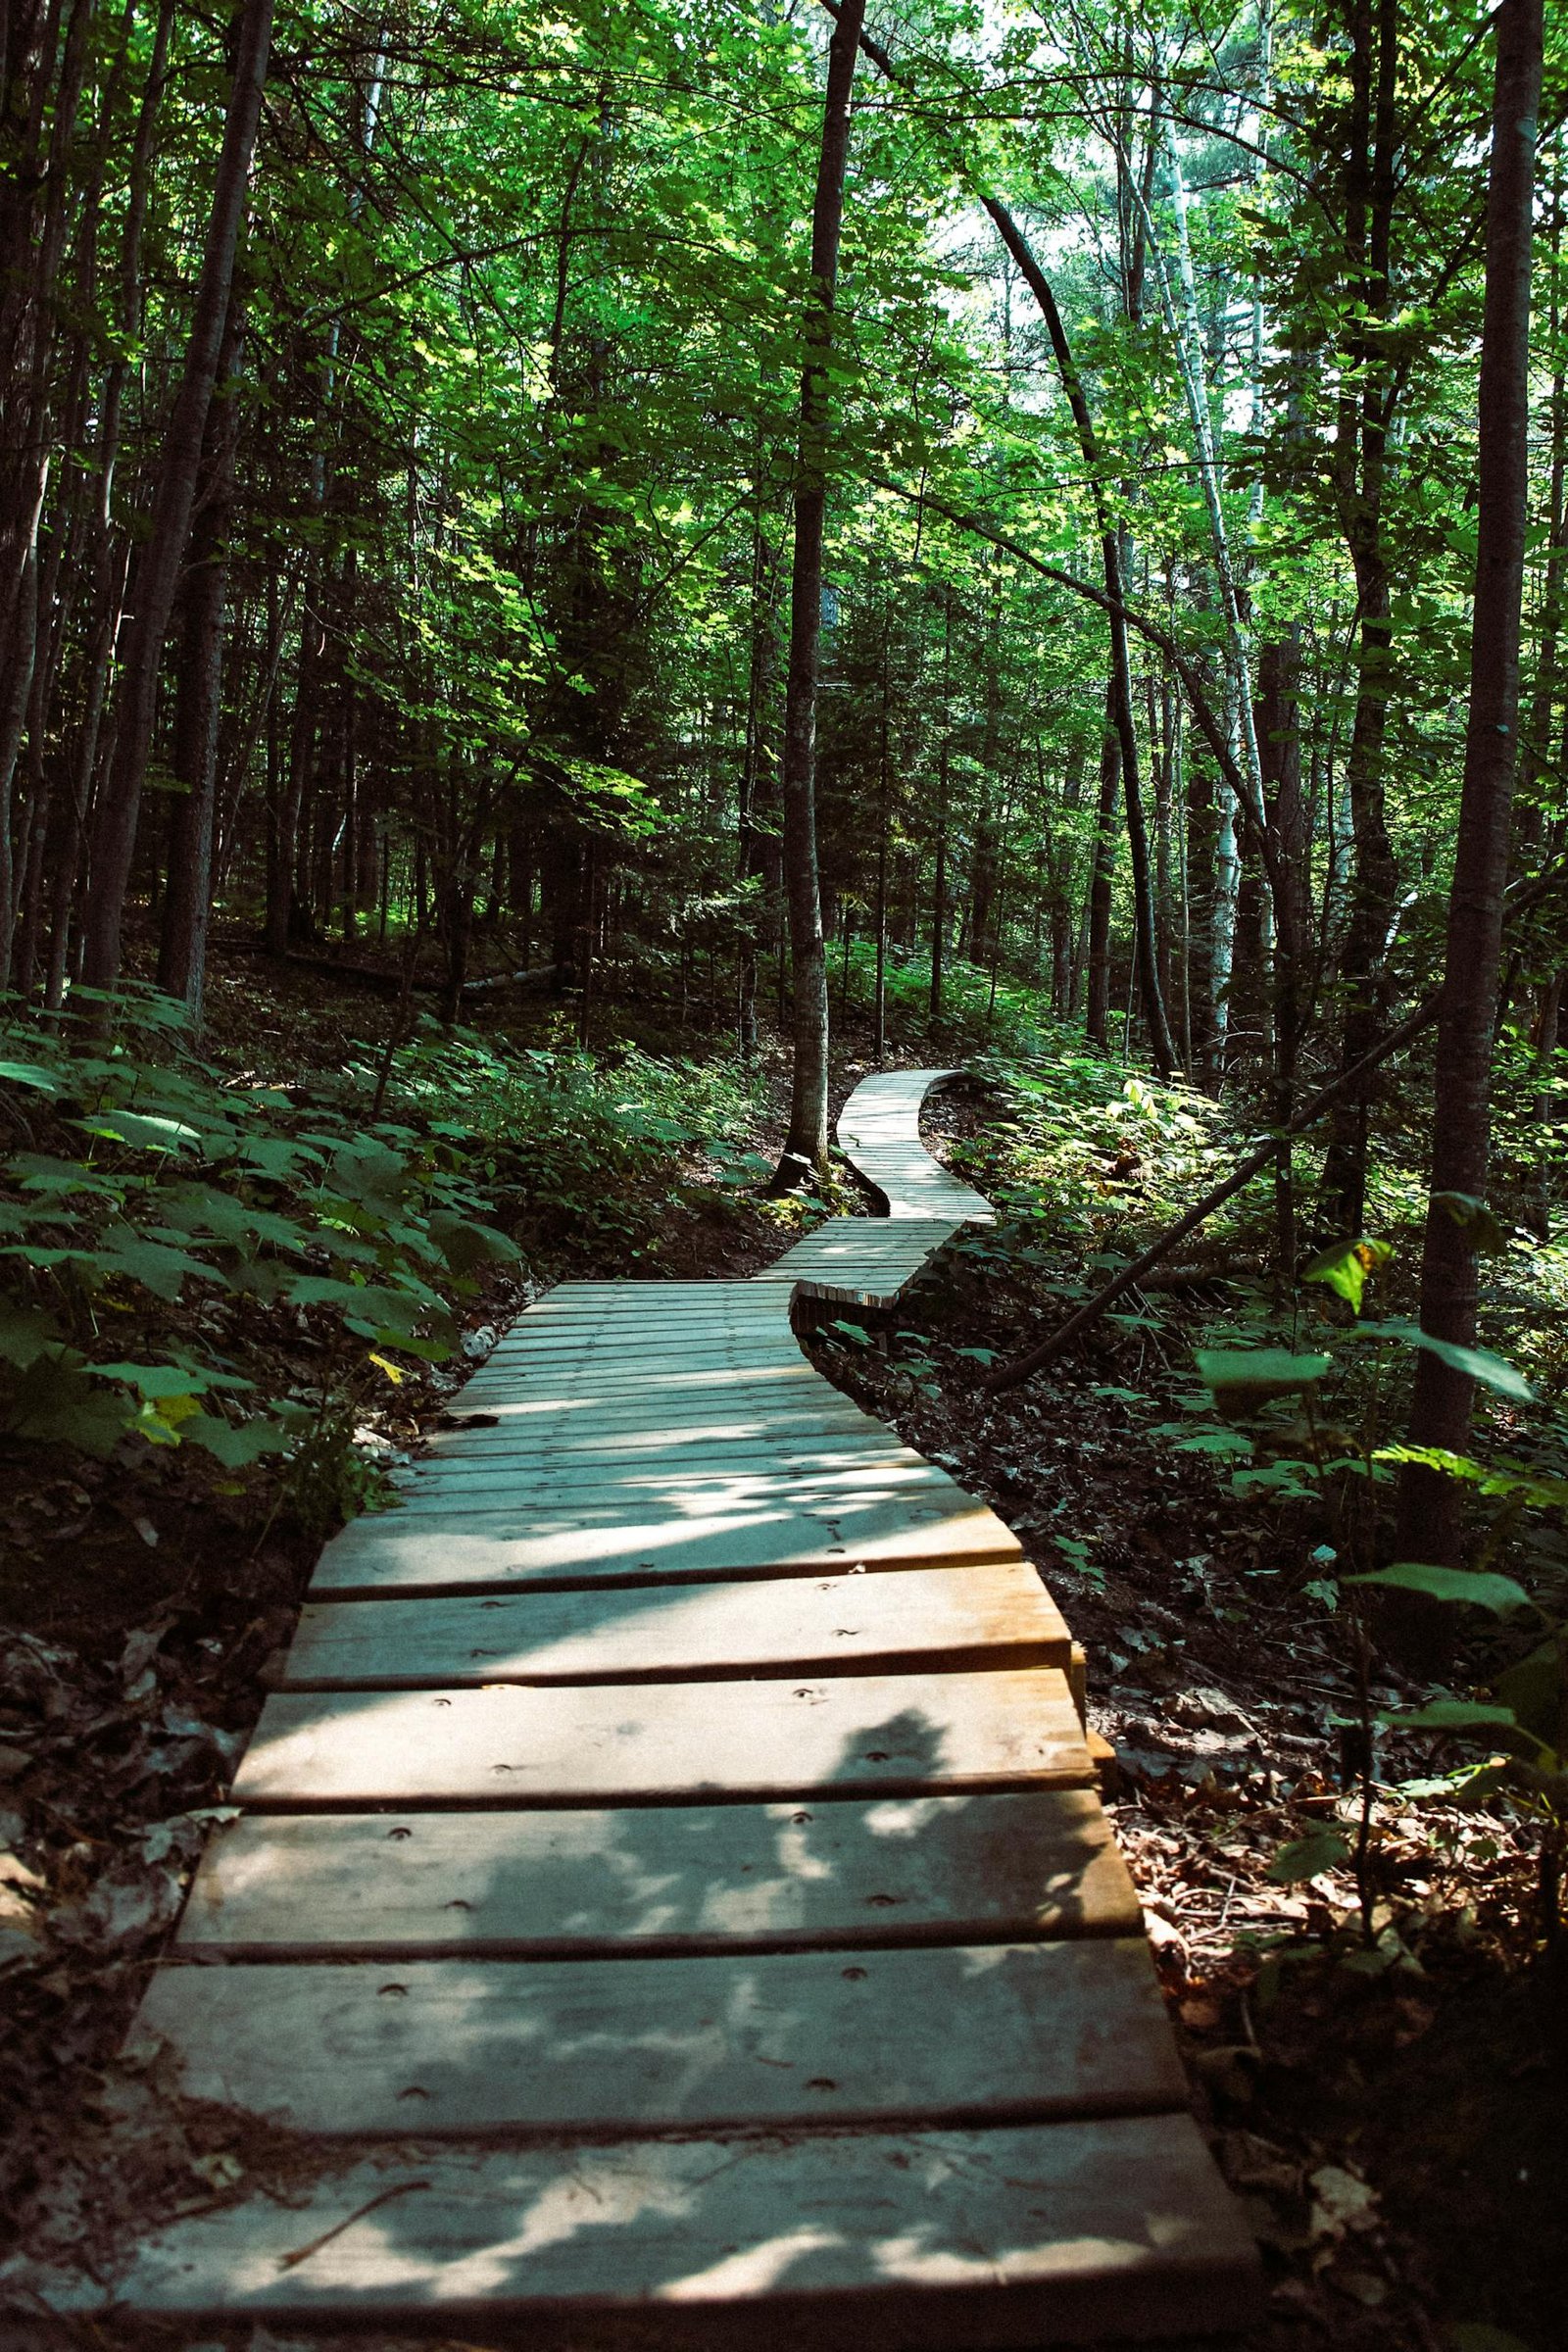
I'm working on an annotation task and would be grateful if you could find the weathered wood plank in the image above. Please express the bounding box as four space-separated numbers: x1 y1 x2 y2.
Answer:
413 1434 903 1471
278 1562 1071 1689
36 2114 1265 2343
232 1666 1093 1808
396 1437 922 1488
174 1788 1141 1958
310 1495 1024 1597
138 1938 1184 2134
420 1408 891 1457
378 1461 971 1516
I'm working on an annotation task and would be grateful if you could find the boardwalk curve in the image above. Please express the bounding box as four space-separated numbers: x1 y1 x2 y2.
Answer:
37 1069 1261 2344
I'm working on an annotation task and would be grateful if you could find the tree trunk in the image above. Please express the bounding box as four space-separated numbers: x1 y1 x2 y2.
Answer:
1317 0 1402 1230
1394 0 1543 1577
157 305 244 1019
80 0 272 993
772 0 865 1186
1085 686 1120 1050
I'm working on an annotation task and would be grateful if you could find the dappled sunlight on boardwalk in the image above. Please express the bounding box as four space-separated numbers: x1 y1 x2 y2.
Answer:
32 1071 1260 2343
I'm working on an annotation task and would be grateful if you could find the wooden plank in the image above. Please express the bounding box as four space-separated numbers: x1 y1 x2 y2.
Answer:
420 1407 891 1454
137 1937 1184 2135
232 1666 1093 1808
378 1461 961 1516
40 2114 1265 2342
278 1562 1071 1689
460 1368 825 1405
174 1788 1142 1958
399 1436 921 1480
310 1496 1024 1596
390 1447 921 1501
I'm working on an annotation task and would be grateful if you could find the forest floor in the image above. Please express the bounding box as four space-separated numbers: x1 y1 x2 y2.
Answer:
0 964 1560 2352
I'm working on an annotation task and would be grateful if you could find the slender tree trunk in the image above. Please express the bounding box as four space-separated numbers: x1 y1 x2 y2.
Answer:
157 305 244 1019
1394 0 1543 1577
1085 686 1120 1050
1318 0 1402 1230
80 0 272 992
772 0 865 1186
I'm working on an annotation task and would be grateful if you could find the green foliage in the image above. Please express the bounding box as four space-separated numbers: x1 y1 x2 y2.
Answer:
363 1023 770 1250
1268 1827 1351 1885
961 1044 1231 1255
1302 1237 1395 1315
0 993 517 1469
1344 1563 1534 1617
1195 1349 1333 1416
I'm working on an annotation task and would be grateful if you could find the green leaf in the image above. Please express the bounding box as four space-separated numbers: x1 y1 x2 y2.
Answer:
426 1209 519 1274
828 1319 872 1347
71 1107 205 1152
97 1234 225 1301
954 1346 1001 1365
1348 1322 1533 1402
1445 2323 1533 2351
1194 1348 1331 1415
181 1410 293 1466
1345 1562 1533 1615
1301 1235 1394 1313
1373 1445 1568 1507
1430 1193 1510 1254
0 1304 62 1369
2 1349 136 1457
1378 1698 1518 1732
1267 1827 1350 1883
0 1059 63 1094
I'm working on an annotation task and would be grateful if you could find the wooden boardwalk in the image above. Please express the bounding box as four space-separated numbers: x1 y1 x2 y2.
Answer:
61 1069 1260 2343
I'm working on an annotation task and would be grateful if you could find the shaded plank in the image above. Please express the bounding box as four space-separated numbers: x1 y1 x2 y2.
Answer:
232 1666 1092 1808
279 1562 1071 1690
310 1495 1025 1597
139 1938 1184 2135
416 1401 888 1439
39 2114 1265 2343
388 1452 922 1504
174 1788 1141 1958
378 1460 968 1516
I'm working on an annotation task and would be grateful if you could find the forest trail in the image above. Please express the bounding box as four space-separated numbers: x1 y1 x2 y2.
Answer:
46 1071 1260 2344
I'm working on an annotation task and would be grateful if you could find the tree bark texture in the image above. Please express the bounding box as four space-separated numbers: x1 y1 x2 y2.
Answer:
774 0 864 1183
80 0 273 992
1395 0 1543 1570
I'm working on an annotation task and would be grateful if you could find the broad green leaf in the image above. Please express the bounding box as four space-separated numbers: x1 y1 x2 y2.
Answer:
1430 1193 1509 1254
0 1059 62 1093
427 1209 520 1274
1348 1322 1533 1402
1345 1562 1532 1615
71 1107 204 1152
0 1305 61 1369
1194 1348 1331 1414
1373 1445 1568 1507
1378 1698 1517 1731
2 1349 136 1457
96 1234 225 1301
1301 1235 1394 1313
181 1410 293 1467
1267 1827 1349 1883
